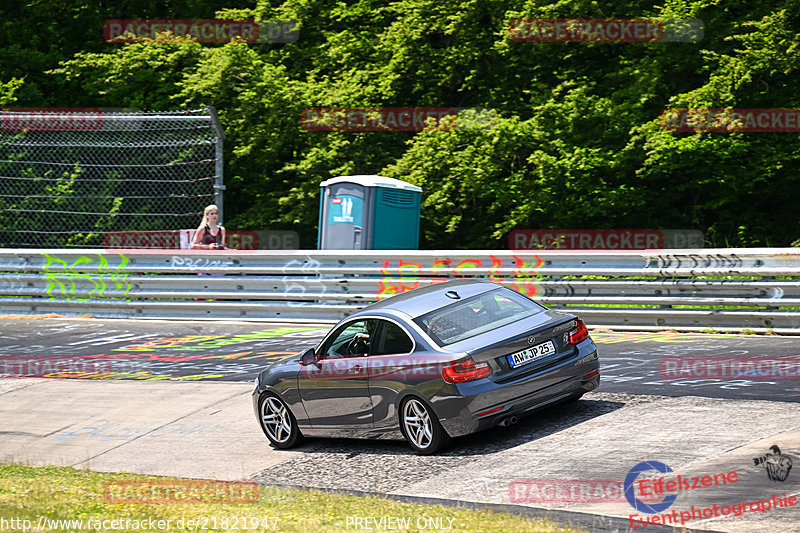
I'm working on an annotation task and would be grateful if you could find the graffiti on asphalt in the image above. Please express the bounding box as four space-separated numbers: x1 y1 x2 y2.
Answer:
602 353 776 390
0 326 328 382
593 332 794 391
3 350 300 381
592 333 736 344
115 327 319 352
51 419 229 442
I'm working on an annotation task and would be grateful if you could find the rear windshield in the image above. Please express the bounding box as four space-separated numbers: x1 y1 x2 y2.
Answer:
414 287 545 346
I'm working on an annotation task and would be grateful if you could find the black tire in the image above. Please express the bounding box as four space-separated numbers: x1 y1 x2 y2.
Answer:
399 397 451 455
258 393 302 449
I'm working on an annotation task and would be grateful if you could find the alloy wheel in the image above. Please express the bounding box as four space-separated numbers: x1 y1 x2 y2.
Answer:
403 398 433 449
261 396 293 444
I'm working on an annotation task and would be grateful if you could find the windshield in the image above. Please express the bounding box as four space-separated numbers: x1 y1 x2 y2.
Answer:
414 287 544 346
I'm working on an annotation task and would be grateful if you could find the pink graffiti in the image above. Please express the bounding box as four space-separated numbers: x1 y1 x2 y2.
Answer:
378 254 542 298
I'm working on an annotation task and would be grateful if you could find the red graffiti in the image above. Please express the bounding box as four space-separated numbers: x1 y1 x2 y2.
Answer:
379 259 426 297
377 254 542 298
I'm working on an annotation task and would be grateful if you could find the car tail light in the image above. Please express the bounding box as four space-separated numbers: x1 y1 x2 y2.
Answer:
476 405 505 417
568 319 589 344
441 357 492 383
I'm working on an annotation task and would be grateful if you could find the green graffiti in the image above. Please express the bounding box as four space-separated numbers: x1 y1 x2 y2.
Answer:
43 253 132 300
43 253 69 296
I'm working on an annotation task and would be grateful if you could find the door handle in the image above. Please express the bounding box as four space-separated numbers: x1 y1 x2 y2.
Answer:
347 365 364 374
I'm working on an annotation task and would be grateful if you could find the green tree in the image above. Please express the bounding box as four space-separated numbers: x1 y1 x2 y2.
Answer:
5 0 799 248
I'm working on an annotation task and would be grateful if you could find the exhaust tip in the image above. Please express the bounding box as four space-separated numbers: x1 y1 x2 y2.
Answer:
498 415 519 427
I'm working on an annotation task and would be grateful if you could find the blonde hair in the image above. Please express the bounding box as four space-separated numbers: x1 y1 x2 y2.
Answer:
198 204 219 230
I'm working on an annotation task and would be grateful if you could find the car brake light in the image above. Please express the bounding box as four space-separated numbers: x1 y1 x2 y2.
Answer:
568 319 589 344
441 357 492 383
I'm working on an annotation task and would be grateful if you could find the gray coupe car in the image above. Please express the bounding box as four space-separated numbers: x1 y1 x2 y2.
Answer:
253 279 600 454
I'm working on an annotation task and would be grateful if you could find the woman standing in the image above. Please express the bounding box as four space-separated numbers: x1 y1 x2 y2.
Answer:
191 205 226 249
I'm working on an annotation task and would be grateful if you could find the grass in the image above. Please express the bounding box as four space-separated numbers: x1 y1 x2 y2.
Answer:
0 464 580 532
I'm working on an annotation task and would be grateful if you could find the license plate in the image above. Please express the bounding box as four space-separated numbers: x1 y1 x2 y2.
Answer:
507 340 556 368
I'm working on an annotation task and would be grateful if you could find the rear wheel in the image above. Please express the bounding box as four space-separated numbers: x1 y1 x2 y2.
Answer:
400 397 451 455
258 393 302 449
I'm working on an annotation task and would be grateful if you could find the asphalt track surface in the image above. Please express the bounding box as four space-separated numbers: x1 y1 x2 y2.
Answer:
1 318 799 533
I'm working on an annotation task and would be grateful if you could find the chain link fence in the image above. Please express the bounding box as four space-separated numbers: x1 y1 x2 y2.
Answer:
0 107 223 248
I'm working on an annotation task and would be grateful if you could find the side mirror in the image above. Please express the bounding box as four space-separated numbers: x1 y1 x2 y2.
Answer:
299 348 317 366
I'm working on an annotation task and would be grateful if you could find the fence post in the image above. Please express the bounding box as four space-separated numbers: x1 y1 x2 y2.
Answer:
207 106 226 224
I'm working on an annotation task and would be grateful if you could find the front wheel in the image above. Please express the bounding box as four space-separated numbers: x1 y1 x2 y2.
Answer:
258 393 302 449
400 397 451 455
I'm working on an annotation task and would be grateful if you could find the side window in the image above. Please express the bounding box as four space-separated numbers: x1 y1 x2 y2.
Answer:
373 320 413 355
322 320 374 358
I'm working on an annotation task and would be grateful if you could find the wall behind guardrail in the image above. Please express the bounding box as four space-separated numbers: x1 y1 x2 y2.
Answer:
0 248 798 333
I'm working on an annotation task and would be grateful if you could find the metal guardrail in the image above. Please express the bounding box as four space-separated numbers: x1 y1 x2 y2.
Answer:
0 248 798 333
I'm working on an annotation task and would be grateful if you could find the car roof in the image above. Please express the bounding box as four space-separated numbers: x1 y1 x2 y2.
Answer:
359 279 504 319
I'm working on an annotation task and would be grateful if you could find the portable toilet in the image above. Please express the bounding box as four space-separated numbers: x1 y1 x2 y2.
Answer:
318 175 422 249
